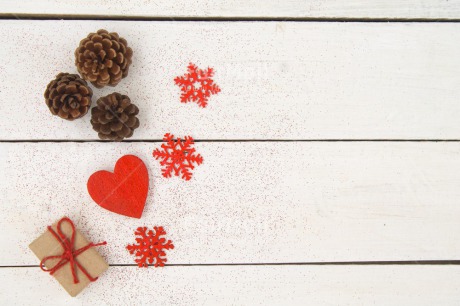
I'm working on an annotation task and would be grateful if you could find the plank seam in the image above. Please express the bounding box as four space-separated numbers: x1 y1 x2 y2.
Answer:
1 14 460 23
3 260 460 268
1 139 460 143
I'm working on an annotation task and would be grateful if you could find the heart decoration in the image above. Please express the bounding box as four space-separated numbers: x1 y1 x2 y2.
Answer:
87 155 149 219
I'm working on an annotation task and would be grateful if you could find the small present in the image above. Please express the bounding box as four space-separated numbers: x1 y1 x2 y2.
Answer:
29 217 108 297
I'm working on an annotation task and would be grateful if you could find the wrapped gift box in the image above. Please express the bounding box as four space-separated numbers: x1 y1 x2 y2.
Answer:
29 217 108 297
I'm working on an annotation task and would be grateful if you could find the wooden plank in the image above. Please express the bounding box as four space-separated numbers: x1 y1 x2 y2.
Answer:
1 0 460 19
2 142 460 265
2 266 460 304
1 21 460 140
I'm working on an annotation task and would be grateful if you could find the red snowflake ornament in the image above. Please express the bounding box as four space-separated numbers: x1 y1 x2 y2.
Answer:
126 226 174 268
174 63 221 108
153 133 203 181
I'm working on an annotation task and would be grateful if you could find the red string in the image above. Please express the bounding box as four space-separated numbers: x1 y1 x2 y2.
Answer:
39 217 107 284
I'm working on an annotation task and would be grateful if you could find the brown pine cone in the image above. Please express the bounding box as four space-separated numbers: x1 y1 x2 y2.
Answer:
44 73 93 120
75 29 133 88
91 93 140 141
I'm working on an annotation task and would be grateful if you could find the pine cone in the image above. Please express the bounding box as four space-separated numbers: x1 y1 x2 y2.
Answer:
91 93 140 141
44 73 93 120
75 29 133 88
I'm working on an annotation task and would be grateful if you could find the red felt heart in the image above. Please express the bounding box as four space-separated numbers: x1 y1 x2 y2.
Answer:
87 155 149 219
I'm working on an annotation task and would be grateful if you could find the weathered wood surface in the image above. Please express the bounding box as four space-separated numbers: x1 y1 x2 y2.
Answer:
2 266 460 305
0 21 459 140
1 142 460 266
1 3 460 303
1 0 460 19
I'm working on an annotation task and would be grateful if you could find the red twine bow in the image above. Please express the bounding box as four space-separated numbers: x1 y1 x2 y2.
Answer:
40 217 107 284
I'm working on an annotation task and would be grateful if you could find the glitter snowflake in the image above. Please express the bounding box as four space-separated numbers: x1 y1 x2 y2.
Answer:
126 226 174 268
153 133 203 181
174 63 221 108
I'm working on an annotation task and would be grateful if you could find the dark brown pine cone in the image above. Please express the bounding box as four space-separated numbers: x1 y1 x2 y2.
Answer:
91 93 140 141
44 73 93 120
75 29 133 88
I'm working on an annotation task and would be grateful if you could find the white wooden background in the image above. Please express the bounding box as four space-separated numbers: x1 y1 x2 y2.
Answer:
1 1 460 305
1 0 460 19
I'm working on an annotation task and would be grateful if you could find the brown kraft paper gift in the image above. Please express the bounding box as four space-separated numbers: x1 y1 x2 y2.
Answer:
29 216 108 297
